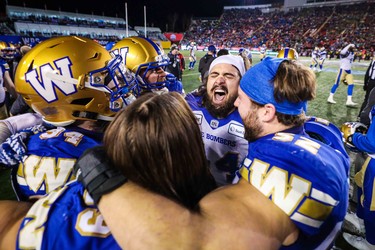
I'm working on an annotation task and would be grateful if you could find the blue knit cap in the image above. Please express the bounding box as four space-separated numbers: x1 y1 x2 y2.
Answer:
239 57 306 115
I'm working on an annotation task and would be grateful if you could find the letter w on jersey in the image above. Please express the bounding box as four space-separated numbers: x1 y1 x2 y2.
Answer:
25 57 77 103
240 134 339 230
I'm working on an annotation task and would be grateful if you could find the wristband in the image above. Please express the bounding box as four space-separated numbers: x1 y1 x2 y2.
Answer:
74 146 127 204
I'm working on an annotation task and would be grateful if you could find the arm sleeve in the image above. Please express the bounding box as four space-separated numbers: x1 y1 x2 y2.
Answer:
353 119 375 153
340 44 354 55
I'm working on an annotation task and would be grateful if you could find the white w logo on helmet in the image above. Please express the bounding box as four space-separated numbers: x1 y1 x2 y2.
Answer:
25 57 77 103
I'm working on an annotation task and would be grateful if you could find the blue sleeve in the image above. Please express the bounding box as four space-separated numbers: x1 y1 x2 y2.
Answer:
353 121 375 153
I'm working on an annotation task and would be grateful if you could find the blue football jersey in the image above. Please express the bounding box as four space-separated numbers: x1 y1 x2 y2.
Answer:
237 127 349 249
354 154 375 245
16 181 120 250
13 126 101 200
186 93 249 186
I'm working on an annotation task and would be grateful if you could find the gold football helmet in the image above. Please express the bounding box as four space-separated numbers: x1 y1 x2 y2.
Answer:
340 122 367 152
15 36 139 126
0 41 17 60
110 36 169 90
277 47 299 60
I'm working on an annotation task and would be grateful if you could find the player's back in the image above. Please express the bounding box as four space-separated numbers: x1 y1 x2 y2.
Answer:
16 180 120 249
238 131 349 249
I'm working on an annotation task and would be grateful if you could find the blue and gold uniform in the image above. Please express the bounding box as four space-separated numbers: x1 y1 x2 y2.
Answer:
238 124 349 249
327 43 357 106
10 126 101 200
351 110 375 245
259 44 267 61
16 181 120 249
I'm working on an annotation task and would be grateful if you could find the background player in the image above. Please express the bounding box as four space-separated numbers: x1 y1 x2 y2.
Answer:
238 47 252 70
0 41 18 119
317 46 327 72
310 46 319 71
259 43 267 61
327 43 357 107
188 41 197 70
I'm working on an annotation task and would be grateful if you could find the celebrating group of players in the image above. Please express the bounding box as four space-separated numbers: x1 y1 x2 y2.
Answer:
0 35 373 250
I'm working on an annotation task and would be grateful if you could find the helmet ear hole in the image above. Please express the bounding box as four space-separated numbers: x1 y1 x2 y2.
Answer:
306 132 326 144
70 98 93 106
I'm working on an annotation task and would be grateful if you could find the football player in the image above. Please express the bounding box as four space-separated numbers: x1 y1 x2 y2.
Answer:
310 46 319 71
238 47 252 70
0 36 139 201
327 43 357 107
259 43 267 61
341 107 375 250
110 36 184 95
76 58 349 250
187 55 249 186
317 46 327 72
0 92 217 249
0 41 18 119
188 41 197 70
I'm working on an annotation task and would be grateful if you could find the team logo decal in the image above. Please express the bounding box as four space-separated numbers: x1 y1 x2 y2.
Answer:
210 119 219 129
228 123 245 138
25 56 77 103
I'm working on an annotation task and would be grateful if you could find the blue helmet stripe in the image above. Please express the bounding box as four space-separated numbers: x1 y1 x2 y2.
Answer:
138 36 162 55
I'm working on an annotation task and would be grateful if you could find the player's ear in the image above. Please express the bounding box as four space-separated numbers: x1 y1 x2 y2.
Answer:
261 103 276 122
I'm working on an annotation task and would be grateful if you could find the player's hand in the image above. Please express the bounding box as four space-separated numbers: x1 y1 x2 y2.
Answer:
340 122 367 151
74 146 127 204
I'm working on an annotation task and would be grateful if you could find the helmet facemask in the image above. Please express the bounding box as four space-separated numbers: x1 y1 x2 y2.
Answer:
136 54 170 91
89 55 140 112
0 43 17 60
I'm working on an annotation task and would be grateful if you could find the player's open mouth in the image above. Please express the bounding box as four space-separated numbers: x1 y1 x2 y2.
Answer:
213 89 227 104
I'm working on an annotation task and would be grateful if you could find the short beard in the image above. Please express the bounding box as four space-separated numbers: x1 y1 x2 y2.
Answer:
203 92 237 119
243 110 263 142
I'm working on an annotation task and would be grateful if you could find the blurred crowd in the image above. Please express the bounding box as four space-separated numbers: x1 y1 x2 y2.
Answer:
182 2 374 60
